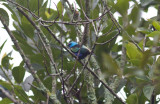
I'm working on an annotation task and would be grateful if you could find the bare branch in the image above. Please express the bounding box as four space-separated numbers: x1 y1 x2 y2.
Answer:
44 26 125 104
0 15 44 89
96 32 120 45
0 87 19 104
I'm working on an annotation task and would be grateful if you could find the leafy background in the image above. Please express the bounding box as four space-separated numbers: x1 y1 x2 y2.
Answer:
0 0 160 104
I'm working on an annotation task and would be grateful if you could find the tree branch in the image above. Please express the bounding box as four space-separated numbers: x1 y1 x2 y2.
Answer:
0 87 19 104
4 1 126 103
16 7 61 104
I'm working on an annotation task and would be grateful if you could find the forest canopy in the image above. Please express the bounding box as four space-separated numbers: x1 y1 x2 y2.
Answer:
0 0 160 104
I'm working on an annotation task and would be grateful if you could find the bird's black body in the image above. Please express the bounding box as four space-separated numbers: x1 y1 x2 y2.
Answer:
68 41 91 60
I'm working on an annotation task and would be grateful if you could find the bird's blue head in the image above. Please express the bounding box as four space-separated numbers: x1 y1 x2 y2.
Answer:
68 41 78 48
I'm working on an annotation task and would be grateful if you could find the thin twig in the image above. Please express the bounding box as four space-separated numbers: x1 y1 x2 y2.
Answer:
66 66 85 96
46 93 49 104
1 7 61 104
59 7 70 104
4 0 126 103
0 16 35 104
7 0 111 25
99 24 115 37
64 0 73 11
45 26 125 104
101 0 142 52
17 7 59 73
40 2 60 27
38 0 40 17
0 87 19 104
96 32 120 45
64 60 78 81
0 15 41 87
7 0 38 18
143 35 147 52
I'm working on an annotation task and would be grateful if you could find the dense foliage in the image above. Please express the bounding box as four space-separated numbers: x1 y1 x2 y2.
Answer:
0 0 160 104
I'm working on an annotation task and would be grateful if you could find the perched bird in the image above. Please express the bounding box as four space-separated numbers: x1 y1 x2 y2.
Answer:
68 41 91 60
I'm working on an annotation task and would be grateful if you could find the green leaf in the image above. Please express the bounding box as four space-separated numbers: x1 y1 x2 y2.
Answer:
147 31 160 37
129 4 141 27
111 43 122 52
143 84 155 100
0 40 7 54
3 3 21 23
14 85 29 103
114 0 129 16
97 30 118 52
67 25 77 40
57 1 63 16
152 56 160 80
39 1 48 19
135 75 150 85
76 0 85 11
0 98 12 104
138 91 148 104
12 66 25 84
91 0 99 10
125 25 136 35
129 59 141 66
102 53 122 76
62 58 82 72
126 42 142 60
20 42 36 55
0 8 9 26
46 9 59 20
20 16 34 38
124 66 146 78
126 93 138 104
136 27 152 34
62 12 70 21
141 50 152 68
1 53 13 70
29 54 44 70
31 83 46 101
16 0 28 8
91 4 99 19
140 0 154 7
101 18 114 34
43 77 52 91
95 86 105 103
12 31 37 55
0 80 12 90
152 20 160 31
29 0 43 12
31 63 44 71
95 30 118 69
54 23 67 36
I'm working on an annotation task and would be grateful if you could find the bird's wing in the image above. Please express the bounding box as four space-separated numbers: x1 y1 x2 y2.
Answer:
80 46 91 54
71 45 80 53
